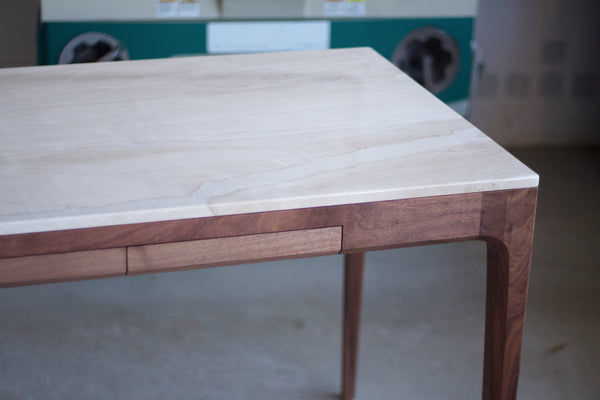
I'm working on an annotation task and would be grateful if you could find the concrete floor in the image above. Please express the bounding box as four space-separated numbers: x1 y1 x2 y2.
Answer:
0 148 598 399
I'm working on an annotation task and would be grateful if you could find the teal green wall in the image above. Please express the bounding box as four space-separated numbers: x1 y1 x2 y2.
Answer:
41 18 472 102
40 21 208 64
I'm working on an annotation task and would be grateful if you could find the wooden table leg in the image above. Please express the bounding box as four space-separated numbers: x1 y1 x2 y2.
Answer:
342 252 364 400
480 189 537 400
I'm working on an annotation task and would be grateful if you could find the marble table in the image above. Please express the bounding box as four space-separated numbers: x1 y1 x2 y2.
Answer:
0 48 538 399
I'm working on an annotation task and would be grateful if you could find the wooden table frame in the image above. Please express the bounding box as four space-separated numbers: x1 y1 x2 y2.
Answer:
0 187 537 400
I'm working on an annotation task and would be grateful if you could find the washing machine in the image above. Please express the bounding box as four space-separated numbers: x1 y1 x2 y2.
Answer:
39 0 475 104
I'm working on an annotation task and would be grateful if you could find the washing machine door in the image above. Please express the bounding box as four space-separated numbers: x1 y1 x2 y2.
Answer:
392 27 460 95
58 32 130 64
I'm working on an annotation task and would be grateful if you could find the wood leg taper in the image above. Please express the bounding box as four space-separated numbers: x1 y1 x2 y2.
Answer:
482 241 530 400
342 252 364 400
480 189 537 400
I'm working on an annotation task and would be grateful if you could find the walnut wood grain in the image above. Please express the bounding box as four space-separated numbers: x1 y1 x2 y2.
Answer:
128 227 342 275
0 192 482 259
339 192 482 252
479 188 538 400
0 207 340 259
342 253 364 400
0 188 537 400
0 248 126 288
336 188 537 400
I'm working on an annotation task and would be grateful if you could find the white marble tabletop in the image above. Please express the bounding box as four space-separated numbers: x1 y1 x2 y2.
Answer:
0 48 538 235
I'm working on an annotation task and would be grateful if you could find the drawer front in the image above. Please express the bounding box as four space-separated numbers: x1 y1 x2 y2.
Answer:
128 227 342 275
0 248 126 288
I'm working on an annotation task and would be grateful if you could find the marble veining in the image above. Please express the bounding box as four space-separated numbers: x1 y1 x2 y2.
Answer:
0 48 538 235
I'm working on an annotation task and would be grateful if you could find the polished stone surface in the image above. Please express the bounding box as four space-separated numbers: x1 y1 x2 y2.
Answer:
0 48 537 235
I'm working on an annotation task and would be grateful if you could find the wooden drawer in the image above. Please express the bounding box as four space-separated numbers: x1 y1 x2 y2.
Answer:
0 248 126 288
128 227 342 275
